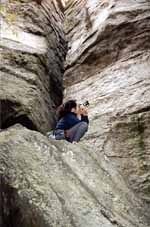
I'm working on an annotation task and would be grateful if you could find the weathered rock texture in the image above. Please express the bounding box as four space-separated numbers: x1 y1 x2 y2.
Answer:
64 0 150 223
64 0 150 85
0 0 150 227
105 112 150 203
0 124 149 227
0 0 66 133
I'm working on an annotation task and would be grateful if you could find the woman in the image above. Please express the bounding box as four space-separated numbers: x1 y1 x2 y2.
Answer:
54 100 89 143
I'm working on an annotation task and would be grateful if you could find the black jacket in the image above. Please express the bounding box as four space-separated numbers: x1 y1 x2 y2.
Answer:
55 112 89 130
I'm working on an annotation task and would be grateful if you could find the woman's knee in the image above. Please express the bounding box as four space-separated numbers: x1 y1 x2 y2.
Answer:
79 122 88 131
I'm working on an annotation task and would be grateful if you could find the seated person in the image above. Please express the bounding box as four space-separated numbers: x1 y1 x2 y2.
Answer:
54 99 89 143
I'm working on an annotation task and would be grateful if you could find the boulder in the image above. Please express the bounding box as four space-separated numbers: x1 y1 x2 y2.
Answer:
0 0 67 133
0 124 149 227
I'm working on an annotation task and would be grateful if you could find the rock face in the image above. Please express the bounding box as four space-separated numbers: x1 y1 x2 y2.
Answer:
64 0 150 86
0 0 66 133
64 0 150 223
104 112 150 203
0 124 149 227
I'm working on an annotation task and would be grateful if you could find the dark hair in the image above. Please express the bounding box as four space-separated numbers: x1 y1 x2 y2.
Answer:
57 100 77 120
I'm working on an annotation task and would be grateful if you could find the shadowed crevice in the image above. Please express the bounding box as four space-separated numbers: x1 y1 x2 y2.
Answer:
0 100 37 131
0 176 49 227
0 176 24 227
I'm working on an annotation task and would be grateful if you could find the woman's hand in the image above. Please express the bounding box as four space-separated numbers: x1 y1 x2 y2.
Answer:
79 106 88 116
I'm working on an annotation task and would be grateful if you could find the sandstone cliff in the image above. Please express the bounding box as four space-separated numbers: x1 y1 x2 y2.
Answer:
0 0 150 227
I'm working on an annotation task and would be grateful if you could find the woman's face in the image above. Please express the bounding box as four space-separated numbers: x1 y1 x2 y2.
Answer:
71 104 80 114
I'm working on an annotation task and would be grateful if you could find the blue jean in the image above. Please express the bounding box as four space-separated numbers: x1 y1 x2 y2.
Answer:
67 122 88 142
54 122 88 143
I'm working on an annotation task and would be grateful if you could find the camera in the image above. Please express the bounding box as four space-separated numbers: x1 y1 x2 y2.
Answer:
80 100 89 107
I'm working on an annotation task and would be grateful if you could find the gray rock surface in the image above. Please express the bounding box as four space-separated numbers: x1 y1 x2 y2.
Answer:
64 0 150 86
0 124 149 227
64 0 150 223
0 0 66 133
104 112 150 203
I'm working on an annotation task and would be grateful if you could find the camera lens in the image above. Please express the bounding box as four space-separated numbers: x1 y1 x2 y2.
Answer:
83 101 89 107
